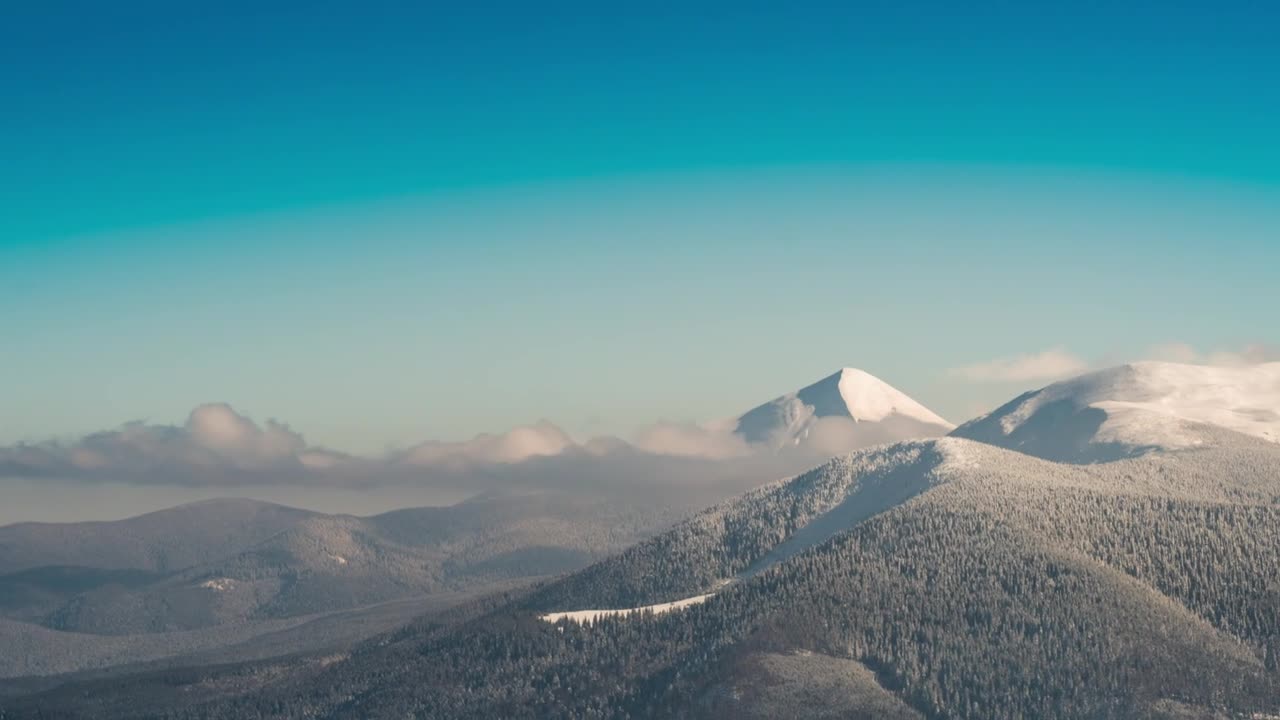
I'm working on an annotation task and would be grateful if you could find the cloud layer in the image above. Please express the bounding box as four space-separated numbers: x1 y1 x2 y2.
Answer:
950 342 1280 388
0 404 827 501
0 404 351 484
8 345 1273 499
631 422 754 459
397 420 578 466
949 348 1090 383
1146 342 1280 367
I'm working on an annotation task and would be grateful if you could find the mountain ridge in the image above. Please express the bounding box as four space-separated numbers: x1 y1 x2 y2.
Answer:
952 360 1280 462
27 424 1277 718
6 361 1280 717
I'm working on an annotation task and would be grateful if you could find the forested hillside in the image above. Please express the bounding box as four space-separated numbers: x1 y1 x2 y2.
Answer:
9 433 1277 719
0 493 679 678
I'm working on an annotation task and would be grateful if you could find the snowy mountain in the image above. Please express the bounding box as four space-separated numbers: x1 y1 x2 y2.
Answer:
732 367 953 452
951 361 1280 462
56 431 1280 719
10 367 1280 717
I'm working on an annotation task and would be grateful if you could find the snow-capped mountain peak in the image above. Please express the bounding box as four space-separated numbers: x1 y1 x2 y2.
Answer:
827 367 950 425
732 368 953 451
952 360 1280 463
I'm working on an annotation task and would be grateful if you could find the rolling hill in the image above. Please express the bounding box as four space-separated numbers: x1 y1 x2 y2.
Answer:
0 492 677 676
0 498 316 576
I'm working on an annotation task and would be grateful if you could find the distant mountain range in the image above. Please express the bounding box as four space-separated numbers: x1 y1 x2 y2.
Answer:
0 365 947 682
0 498 314 576
3 361 1279 719
0 493 678 677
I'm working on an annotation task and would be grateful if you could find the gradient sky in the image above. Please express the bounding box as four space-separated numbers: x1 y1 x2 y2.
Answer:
3 1 1279 453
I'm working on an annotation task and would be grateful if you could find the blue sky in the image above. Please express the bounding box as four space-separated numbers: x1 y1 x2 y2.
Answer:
3 1 1278 452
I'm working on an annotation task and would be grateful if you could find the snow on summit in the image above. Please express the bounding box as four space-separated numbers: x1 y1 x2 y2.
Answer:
733 368 953 452
831 368 951 425
952 361 1280 463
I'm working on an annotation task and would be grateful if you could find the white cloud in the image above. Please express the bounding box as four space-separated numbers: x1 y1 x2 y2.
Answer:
948 348 1089 383
945 341 1279 391
0 405 783 495
1143 342 1280 367
398 421 576 466
1144 342 1202 364
631 422 753 459
800 416 865 456
0 404 350 484
1205 343 1280 366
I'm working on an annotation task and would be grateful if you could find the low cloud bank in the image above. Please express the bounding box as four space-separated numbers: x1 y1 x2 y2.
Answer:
0 405 833 501
950 343 1279 386
631 421 754 460
397 420 578 466
949 348 1089 383
1145 342 1280 367
12 344 1271 498
0 404 350 484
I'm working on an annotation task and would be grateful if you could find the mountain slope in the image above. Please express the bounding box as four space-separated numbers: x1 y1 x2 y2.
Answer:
951 361 1280 462
5 492 674 637
20 431 1279 718
0 492 680 682
732 368 953 452
699 650 925 720
343 436 1280 718
7 365 1280 718
0 590 495 681
0 499 317 576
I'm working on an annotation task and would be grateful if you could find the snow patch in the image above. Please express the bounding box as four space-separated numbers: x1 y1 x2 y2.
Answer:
199 578 235 592
934 436 982 474
836 368 949 425
539 592 716 625
541 580 733 625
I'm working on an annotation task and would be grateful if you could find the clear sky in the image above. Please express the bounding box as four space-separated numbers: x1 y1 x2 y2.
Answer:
3 1 1279 453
